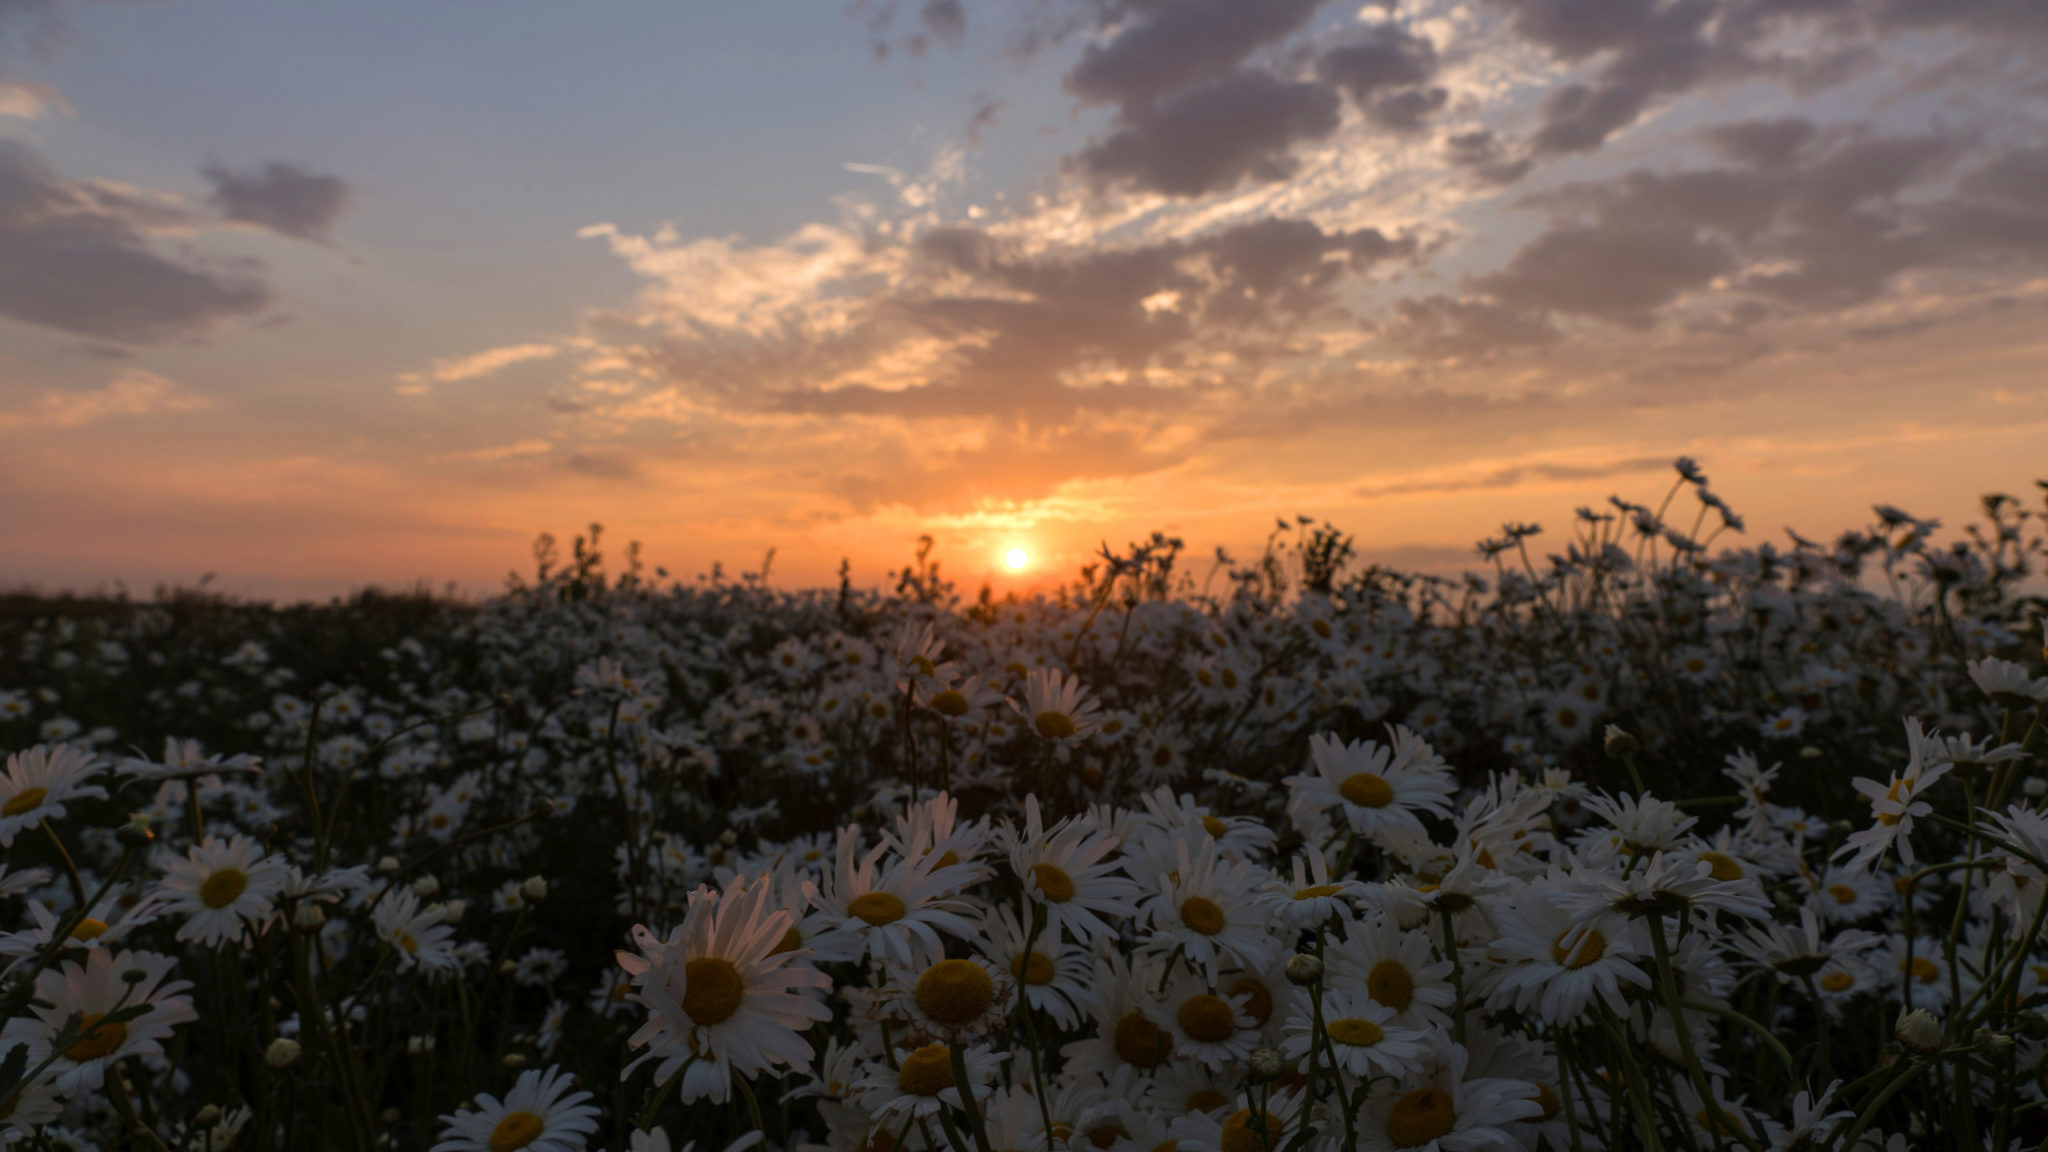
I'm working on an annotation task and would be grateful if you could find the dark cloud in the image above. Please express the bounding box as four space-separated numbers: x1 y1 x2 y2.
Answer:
1316 23 1446 133
1070 69 1341 197
203 161 352 242
1064 0 1332 109
1444 129 1532 185
919 0 965 49
965 96 1004 147
0 140 273 343
1480 222 1735 328
1392 126 2048 362
564 452 638 480
1380 295 1559 360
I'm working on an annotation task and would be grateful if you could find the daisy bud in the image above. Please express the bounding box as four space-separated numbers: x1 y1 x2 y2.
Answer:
719 829 738 847
265 1038 302 1068
194 1105 222 1129
499 959 518 976
520 876 548 903
1246 1048 1284 1084
1799 745 1823 760
1283 953 1323 987
530 798 555 820
411 875 440 898
407 1036 435 1055
502 1052 527 1070
117 814 156 847
376 856 400 875
2025 777 2047 800
1975 1028 2014 1057
292 903 325 932
1896 1009 1943 1055
439 900 466 923
1602 725 1638 758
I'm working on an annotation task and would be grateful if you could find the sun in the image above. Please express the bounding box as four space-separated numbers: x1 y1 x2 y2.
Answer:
1003 547 1029 571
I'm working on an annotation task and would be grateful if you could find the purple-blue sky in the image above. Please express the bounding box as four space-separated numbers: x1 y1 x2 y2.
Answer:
2 0 2045 597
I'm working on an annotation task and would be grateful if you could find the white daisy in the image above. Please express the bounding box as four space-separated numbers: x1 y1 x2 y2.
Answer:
998 796 1141 946
431 1065 600 1152
0 744 107 848
1286 727 1455 848
1279 987 1431 1080
1354 1037 1543 1152
617 876 831 1104
158 834 288 947
0 946 197 1096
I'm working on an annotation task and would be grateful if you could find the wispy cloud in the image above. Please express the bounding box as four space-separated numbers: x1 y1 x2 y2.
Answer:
395 342 560 393
0 79 69 120
0 370 209 432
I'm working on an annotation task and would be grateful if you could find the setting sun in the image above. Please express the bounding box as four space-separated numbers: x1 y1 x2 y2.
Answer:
1003 547 1029 571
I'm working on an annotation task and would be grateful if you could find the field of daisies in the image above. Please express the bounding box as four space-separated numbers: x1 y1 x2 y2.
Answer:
4 463 2048 1152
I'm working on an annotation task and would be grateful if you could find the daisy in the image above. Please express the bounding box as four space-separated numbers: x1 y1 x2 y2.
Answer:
851 1042 1006 1129
1557 851 1771 927
1968 656 2048 709
1354 1038 1542 1152
979 903 1089 1029
158 834 288 947
1279 988 1431 1080
1061 954 1175 1078
431 1065 600 1152
803 825 980 968
1837 718 1952 873
1014 667 1103 744
1144 971 1260 1070
1262 851 1378 930
1580 792 1696 854
1167 1090 1305 1152
1487 885 1649 1023
1286 727 1455 847
1327 916 1458 1031
0 946 197 1096
0 744 107 848
1137 838 1275 981
617 877 831 1104
373 888 463 976
997 796 1141 945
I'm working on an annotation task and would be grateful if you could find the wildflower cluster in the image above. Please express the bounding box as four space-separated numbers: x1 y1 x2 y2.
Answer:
0 466 2046 1150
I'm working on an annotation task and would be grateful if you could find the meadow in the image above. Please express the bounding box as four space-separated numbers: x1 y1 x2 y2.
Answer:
3 460 2047 1152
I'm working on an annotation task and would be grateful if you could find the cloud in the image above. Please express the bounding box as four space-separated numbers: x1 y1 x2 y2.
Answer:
1317 23 1445 134
0 140 273 343
0 369 208 431
202 161 352 242
1063 0 1333 109
1356 453 1671 498
920 0 965 50
396 342 560 390
0 78 68 119
1069 69 1342 198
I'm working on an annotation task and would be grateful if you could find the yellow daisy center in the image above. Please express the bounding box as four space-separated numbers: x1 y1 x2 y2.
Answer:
1697 852 1743 881
1180 896 1226 936
1907 956 1940 984
2 787 47 818
769 925 804 955
395 930 419 954
1113 1011 1170 1068
1367 960 1414 1011
1035 711 1078 741
66 1014 126 1062
1031 863 1076 903
1820 971 1855 993
1534 1084 1559 1121
1827 884 1858 905
1293 884 1344 900
930 690 969 717
201 869 249 910
896 1044 955 1096
490 1110 546 1152
1187 1089 1229 1112
1327 1017 1385 1046
917 959 995 1026
1386 1088 1456 1148
1551 928 1607 970
1339 773 1394 808
1012 951 1055 986
70 917 110 942
682 956 745 1027
1201 816 1229 839
1219 1109 1283 1152
847 891 907 926
1177 993 1237 1043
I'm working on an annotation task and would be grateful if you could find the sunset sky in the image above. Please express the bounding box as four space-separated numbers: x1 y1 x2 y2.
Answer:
2 0 2045 599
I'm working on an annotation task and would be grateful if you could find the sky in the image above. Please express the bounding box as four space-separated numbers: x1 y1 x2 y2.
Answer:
1 0 2045 600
